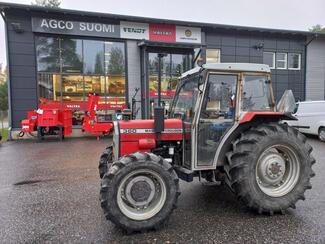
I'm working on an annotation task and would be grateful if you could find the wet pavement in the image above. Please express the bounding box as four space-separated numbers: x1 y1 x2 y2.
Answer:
0 137 324 243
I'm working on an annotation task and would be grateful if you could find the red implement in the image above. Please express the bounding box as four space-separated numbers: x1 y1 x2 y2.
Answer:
82 94 114 137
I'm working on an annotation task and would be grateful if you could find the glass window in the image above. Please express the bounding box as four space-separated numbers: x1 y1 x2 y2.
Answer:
36 36 60 72
288 53 301 70
61 38 83 73
36 37 127 126
170 75 200 122
206 49 221 63
104 42 125 75
242 75 272 111
263 52 275 69
83 40 104 75
276 53 287 69
38 73 61 101
62 75 84 102
202 74 237 119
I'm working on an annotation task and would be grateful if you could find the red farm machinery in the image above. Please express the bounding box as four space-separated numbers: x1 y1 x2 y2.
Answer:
20 94 126 140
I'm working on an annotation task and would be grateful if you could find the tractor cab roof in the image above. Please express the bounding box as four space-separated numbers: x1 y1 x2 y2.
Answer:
180 63 271 78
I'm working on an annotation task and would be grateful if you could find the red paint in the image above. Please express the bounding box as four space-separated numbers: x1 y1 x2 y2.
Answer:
239 112 284 123
149 24 176 42
139 139 156 149
82 94 114 136
118 119 183 157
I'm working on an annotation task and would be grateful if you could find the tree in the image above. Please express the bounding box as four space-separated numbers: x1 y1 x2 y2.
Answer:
31 0 61 8
309 24 325 33
94 53 104 74
0 73 8 129
107 47 125 75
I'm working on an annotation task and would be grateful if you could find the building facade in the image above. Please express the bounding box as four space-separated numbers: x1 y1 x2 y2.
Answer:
0 2 323 130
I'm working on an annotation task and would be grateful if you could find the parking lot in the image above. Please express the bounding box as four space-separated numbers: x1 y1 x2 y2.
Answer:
0 137 324 243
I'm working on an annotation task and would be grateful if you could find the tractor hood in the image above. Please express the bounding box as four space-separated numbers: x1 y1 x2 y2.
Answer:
118 119 183 141
116 119 183 156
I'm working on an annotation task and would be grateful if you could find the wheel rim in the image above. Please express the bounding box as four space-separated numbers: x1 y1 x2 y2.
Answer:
256 144 300 197
319 129 325 141
117 169 167 221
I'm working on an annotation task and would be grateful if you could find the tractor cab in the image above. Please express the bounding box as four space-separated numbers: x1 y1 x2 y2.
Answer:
169 63 275 170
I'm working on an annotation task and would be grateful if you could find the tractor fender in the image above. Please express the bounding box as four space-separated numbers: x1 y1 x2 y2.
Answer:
213 112 295 167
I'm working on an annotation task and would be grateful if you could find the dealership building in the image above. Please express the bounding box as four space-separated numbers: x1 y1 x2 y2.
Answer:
1 2 324 132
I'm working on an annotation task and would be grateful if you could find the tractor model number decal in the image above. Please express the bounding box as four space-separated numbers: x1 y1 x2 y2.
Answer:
120 128 182 134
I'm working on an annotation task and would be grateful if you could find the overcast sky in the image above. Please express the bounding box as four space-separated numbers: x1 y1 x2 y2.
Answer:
0 0 324 68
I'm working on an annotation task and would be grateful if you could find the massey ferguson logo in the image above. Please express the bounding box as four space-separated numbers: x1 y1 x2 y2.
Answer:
185 29 192 37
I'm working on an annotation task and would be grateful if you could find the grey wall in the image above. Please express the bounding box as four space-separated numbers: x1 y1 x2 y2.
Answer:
5 9 38 128
306 37 325 100
126 40 142 118
205 29 306 101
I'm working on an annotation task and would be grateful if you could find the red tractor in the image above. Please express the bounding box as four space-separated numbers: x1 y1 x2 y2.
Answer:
99 63 315 232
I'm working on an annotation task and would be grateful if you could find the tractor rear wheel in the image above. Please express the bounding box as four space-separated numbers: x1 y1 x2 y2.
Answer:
100 152 180 232
98 145 113 178
227 123 315 214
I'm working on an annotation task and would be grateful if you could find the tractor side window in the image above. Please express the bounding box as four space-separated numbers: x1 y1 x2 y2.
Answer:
242 75 272 111
201 74 237 120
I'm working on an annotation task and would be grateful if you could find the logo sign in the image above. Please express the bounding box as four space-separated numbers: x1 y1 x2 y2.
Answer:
32 17 120 38
149 23 176 42
176 26 201 43
120 21 149 40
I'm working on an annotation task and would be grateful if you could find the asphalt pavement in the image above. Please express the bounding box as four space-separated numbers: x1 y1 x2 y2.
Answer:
0 136 324 243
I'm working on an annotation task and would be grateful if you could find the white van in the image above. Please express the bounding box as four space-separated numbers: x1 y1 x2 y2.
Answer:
285 101 325 142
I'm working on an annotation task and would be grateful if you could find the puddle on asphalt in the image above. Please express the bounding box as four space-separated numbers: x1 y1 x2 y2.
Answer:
13 179 54 186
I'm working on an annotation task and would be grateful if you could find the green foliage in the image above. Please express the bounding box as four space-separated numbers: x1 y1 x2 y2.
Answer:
95 53 104 74
31 0 61 8
0 128 8 141
107 47 125 75
0 81 8 112
309 24 325 33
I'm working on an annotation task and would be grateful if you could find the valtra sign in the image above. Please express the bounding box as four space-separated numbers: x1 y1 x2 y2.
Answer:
149 24 176 42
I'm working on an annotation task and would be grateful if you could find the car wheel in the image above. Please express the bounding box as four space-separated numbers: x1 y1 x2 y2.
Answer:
318 127 325 142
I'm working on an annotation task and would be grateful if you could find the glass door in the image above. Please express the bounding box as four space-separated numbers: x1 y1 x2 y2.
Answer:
197 74 238 166
147 52 193 118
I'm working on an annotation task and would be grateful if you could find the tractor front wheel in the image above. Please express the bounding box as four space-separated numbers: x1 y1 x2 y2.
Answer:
227 123 315 214
98 145 113 178
100 152 180 232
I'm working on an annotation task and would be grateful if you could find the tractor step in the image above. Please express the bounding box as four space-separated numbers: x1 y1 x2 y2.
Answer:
173 166 194 182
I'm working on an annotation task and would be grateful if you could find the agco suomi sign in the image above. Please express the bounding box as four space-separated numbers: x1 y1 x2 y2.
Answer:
32 17 201 44
32 17 120 38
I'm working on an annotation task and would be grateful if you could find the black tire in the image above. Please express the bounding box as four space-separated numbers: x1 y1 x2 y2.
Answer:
37 126 43 142
59 126 64 141
100 152 180 232
318 127 325 142
227 123 315 215
98 145 113 178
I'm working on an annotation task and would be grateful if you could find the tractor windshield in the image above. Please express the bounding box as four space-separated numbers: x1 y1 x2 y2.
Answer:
169 74 200 121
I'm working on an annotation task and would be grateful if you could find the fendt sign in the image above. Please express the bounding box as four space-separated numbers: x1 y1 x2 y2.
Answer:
32 17 201 44
32 18 120 38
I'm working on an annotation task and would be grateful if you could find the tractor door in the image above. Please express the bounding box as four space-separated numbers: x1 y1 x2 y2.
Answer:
195 74 238 167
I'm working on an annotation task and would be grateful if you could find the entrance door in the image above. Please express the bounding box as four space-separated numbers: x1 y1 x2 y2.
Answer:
197 74 238 166
147 51 193 118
